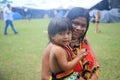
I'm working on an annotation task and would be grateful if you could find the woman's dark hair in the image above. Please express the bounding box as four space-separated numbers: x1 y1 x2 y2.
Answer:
66 7 90 41
48 17 72 42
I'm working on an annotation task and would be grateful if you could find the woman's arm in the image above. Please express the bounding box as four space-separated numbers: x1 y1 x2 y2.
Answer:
85 37 100 67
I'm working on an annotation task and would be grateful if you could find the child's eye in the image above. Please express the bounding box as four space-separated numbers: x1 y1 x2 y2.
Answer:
58 32 63 35
67 31 72 35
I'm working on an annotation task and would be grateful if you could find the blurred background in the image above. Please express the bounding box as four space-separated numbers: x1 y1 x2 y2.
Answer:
0 0 120 23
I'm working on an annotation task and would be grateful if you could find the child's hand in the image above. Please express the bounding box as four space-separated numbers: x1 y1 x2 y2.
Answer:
77 48 88 60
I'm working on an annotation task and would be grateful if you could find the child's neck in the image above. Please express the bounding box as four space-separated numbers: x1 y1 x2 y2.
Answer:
52 41 67 48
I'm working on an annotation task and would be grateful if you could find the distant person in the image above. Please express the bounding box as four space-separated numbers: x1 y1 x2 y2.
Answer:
0 8 3 19
24 8 31 21
95 10 101 33
24 8 28 19
92 10 101 33
3 4 18 35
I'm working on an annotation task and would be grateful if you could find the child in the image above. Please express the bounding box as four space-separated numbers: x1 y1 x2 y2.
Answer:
48 17 88 80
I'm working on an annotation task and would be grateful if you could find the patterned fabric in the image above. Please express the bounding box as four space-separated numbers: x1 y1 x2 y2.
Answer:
82 42 94 69
73 61 83 73
50 72 79 80
72 39 95 79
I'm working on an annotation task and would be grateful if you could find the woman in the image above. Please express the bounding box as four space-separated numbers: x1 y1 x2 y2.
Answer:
66 7 100 80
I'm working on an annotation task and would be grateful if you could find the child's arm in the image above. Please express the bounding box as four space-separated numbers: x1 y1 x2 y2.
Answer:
54 46 87 71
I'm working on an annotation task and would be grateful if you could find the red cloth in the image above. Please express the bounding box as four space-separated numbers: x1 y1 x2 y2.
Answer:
74 62 82 73
83 42 94 69
73 42 95 73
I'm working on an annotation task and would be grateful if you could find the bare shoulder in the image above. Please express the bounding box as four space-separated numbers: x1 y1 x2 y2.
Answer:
51 45 66 53
50 45 67 58
42 43 53 56
41 43 53 80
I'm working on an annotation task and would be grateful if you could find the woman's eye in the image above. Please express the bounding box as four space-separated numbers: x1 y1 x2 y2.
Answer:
73 22 80 26
81 25 86 28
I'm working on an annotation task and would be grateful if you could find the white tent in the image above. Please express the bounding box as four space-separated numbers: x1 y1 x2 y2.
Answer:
11 0 102 9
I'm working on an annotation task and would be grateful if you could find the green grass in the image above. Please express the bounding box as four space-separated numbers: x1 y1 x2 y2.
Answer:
88 23 120 80
0 19 120 80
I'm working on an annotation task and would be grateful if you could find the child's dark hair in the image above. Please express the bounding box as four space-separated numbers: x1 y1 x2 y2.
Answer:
48 17 72 42
66 7 90 41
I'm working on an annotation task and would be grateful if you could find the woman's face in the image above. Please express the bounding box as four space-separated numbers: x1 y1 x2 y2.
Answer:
72 17 87 40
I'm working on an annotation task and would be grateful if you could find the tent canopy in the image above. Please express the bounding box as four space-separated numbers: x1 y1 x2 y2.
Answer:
13 12 22 20
10 0 102 9
89 8 120 23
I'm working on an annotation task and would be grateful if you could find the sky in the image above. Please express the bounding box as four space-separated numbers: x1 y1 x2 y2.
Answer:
8 0 102 9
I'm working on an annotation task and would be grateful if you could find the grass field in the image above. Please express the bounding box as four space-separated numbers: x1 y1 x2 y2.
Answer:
0 19 120 80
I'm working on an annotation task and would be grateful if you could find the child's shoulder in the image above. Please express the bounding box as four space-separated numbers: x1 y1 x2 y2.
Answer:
52 44 64 50
51 45 66 54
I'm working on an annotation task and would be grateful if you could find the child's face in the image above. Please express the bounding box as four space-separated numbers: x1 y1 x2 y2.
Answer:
72 17 87 39
52 29 72 46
